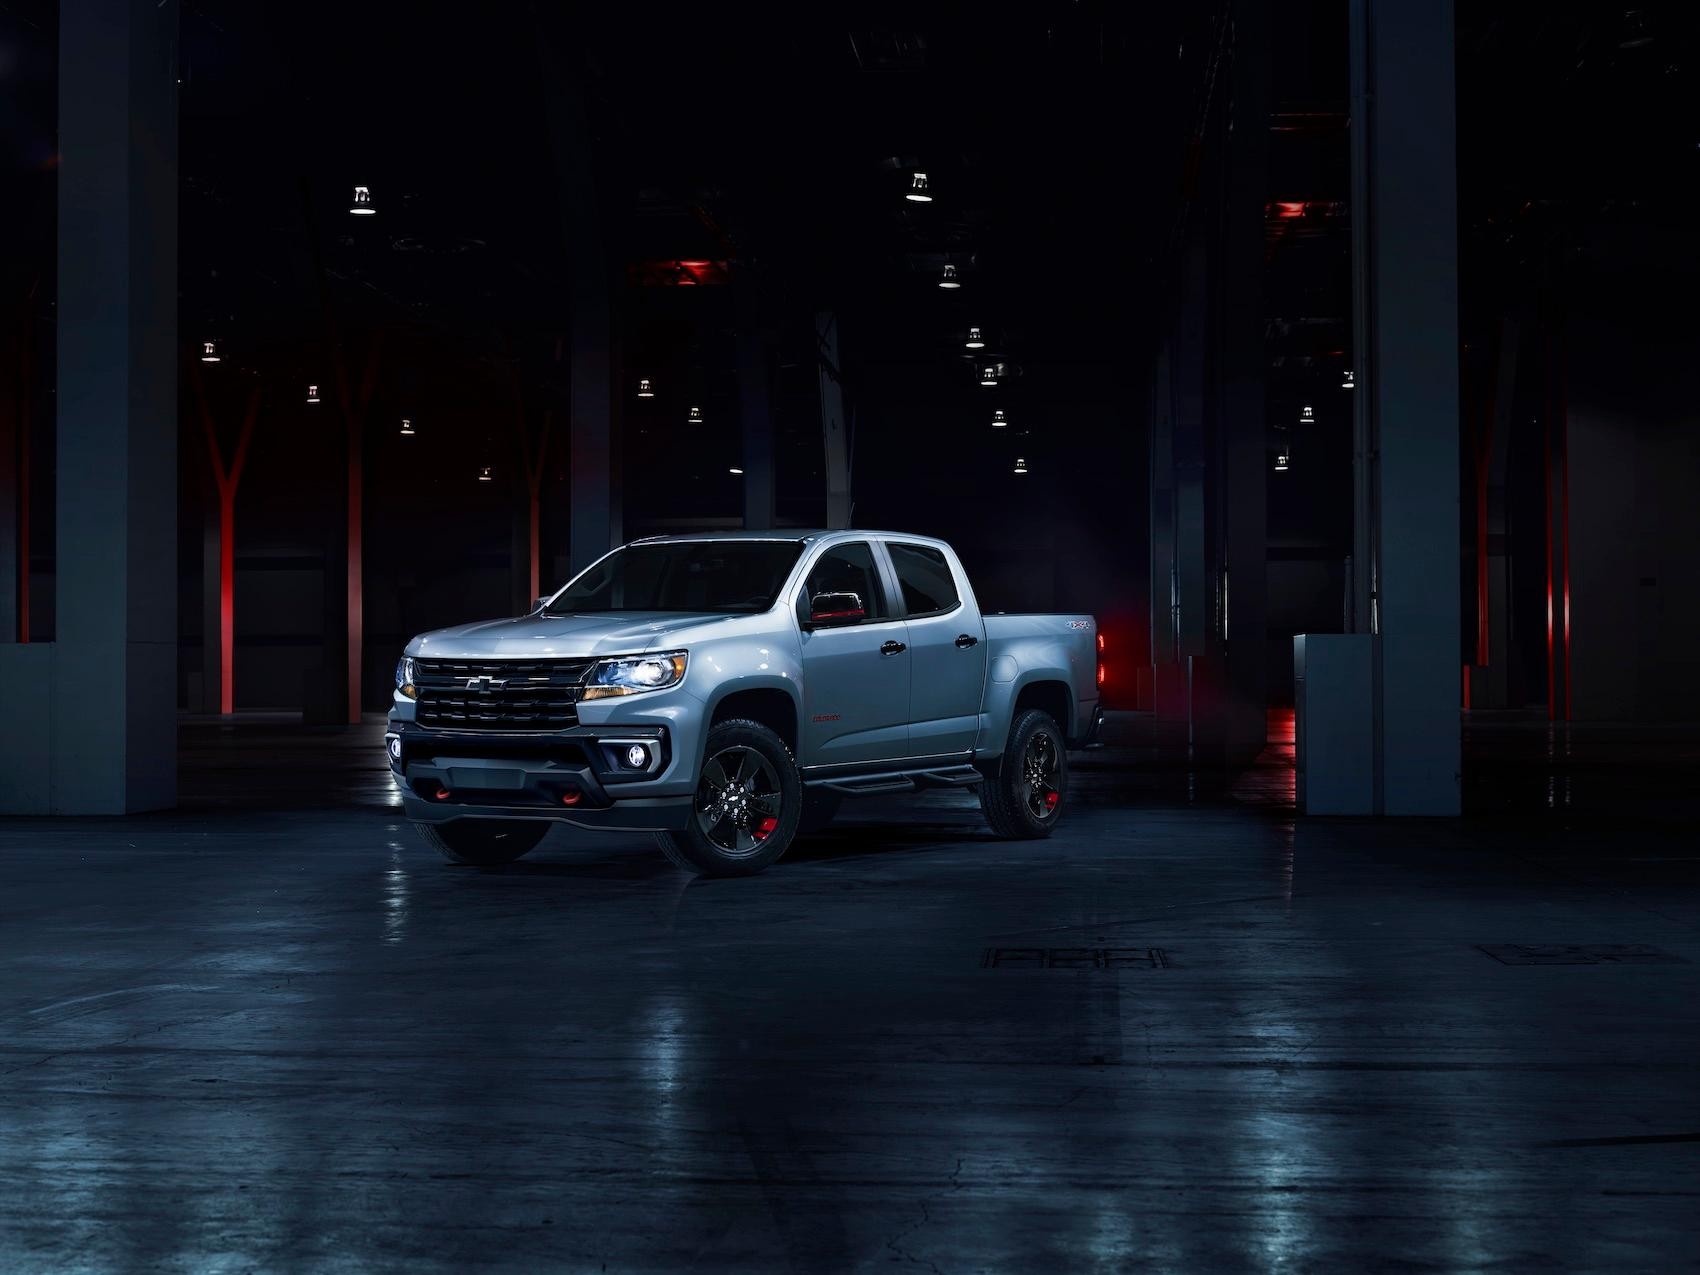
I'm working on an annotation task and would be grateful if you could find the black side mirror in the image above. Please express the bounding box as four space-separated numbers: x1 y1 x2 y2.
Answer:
807 592 865 628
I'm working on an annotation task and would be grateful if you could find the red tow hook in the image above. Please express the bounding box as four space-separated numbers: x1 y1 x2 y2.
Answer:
560 786 583 807
434 786 452 801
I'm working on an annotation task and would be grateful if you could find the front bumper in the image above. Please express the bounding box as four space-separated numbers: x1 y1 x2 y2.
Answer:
386 718 696 832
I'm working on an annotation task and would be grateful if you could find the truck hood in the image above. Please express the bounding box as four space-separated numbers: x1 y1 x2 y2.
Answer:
408 611 742 659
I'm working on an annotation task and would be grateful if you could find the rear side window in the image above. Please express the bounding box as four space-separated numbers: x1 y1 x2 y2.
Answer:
886 542 959 616
802 543 887 621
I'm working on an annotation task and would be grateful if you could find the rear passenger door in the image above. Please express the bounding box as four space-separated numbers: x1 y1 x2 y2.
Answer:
795 541 912 766
881 541 987 757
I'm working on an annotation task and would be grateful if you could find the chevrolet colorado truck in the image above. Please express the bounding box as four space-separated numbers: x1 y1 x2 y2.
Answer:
386 530 1102 876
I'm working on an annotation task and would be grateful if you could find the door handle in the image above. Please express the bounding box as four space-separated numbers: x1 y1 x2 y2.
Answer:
880 640 908 655
955 633 979 648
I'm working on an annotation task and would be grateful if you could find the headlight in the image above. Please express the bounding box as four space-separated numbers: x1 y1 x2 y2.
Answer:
395 656 417 700
582 650 687 700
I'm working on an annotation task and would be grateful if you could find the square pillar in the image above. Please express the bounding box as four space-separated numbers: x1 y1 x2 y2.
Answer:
0 0 180 813
1349 0 1462 813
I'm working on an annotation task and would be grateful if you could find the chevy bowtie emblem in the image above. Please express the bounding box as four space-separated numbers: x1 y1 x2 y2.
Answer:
464 675 508 693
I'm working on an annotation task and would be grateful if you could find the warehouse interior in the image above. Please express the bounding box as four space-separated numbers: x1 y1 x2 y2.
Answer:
2 0 1697 1268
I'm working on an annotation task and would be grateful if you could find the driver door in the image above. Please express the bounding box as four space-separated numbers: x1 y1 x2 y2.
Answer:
796 541 911 766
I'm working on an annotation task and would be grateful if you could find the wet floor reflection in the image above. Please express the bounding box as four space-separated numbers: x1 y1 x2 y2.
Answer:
0 714 1695 1267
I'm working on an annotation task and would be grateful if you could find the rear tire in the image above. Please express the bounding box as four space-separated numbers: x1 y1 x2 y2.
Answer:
979 708 1069 839
654 719 802 876
414 818 549 866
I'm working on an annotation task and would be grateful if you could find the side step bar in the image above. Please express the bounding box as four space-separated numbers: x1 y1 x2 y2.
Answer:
807 763 984 798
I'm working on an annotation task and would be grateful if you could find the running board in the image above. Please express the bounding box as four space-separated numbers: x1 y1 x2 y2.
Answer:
808 763 984 798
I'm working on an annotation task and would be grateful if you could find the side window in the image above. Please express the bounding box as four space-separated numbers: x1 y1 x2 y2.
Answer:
886 543 959 617
802 543 887 621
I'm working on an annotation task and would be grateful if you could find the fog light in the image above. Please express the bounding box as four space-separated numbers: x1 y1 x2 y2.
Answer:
387 737 402 762
625 744 649 770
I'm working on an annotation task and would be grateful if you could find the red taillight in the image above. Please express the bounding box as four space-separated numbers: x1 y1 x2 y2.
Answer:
1097 633 1105 652
1097 662 1106 687
1096 632 1106 687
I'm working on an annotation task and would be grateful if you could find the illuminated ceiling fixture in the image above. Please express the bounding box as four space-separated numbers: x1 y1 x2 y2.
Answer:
687 405 704 425
1013 457 1029 475
979 362 1004 387
636 378 655 398
478 466 493 482
399 417 416 436
1341 369 1355 390
1274 447 1291 472
965 327 985 349
906 171 933 202
991 409 1008 428
1300 404 1315 424
200 340 220 363
306 383 321 404
729 466 745 475
350 185 375 215
938 264 961 289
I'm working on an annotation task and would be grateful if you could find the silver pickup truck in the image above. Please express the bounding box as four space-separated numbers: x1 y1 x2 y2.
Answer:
386 530 1101 876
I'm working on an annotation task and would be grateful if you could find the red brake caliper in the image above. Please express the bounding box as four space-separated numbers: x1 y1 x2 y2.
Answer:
754 816 780 841
1044 790 1059 811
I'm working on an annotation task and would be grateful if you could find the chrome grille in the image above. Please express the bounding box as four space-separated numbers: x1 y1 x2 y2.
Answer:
413 658 594 731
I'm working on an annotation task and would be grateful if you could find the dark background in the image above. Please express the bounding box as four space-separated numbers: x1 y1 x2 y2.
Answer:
2 0 1697 718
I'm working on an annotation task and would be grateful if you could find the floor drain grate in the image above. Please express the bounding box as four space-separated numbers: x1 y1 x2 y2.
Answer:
1478 943 1686 966
981 947 1170 970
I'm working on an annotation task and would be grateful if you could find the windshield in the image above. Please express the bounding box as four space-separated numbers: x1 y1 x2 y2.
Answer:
545 540 805 615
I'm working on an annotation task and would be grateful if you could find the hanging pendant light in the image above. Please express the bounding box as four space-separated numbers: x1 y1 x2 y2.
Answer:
200 340 220 363
1274 446 1291 472
979 362 1003 387
1300 404 1314 424
1341 369 1355 390
687 405 704 425
938 264 961 289
306 383 321 404
478 466 493 482
636 378 655 398
991 409 1008 428
729 466 745 475
965 327 985 349
400 417 416 436
350 185 375 215
1013 457 1029 475
906 172 933 203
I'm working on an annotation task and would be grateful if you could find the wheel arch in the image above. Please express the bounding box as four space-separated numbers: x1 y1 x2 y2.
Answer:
704 681 801 759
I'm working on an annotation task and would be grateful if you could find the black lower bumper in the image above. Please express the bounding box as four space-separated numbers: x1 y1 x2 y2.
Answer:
388 722 692 832
401 789 693 831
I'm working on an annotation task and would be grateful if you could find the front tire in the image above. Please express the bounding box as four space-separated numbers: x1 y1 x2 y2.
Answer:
414 818 549 866
654 719 802 876
979 708 1069 839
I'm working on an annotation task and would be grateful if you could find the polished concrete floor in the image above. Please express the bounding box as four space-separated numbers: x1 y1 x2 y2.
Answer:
2 714 1698 1271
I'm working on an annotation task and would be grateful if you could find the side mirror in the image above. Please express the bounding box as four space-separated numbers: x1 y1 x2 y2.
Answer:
807 592 865 628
